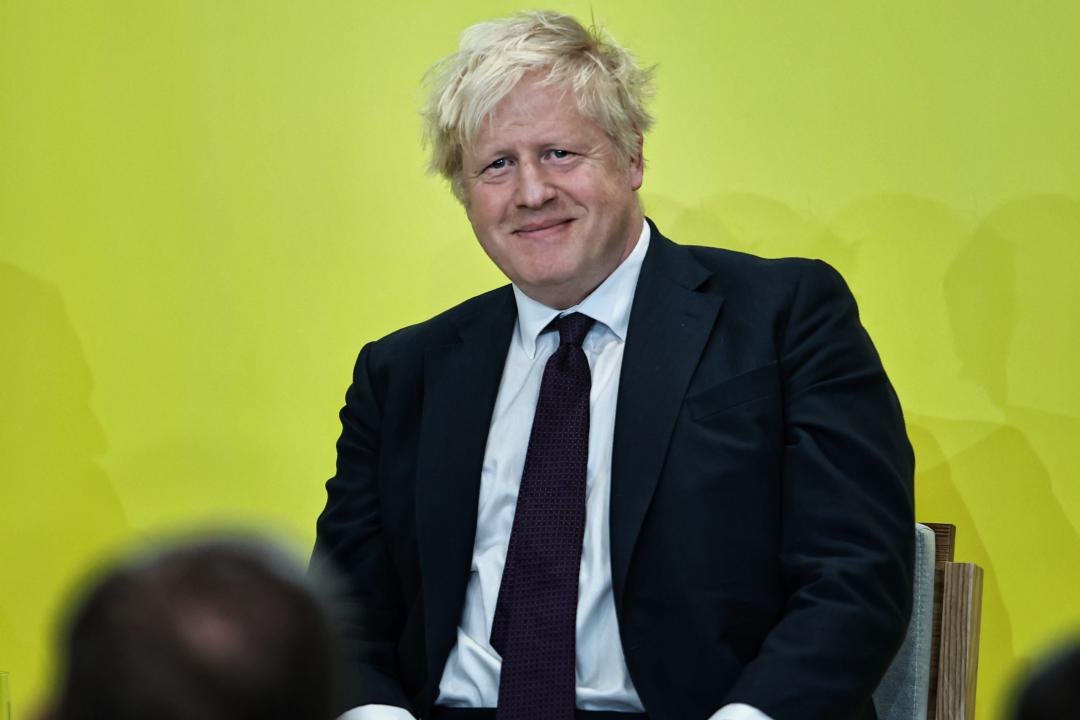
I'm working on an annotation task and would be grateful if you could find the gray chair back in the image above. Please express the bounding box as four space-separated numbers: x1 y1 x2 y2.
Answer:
874 523 937 720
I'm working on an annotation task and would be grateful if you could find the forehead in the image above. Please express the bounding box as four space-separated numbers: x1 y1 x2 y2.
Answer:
490 75 576 120
468 76 602 151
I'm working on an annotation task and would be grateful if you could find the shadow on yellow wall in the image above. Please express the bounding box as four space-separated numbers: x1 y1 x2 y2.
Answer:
930 195 1080 705
0 262 130 711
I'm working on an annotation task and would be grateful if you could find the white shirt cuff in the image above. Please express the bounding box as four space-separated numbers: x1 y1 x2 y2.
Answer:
338 705 416 720
340 702 769 720
708 703 775 720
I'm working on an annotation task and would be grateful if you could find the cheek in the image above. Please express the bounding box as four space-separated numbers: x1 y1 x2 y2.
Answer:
467 192 510 231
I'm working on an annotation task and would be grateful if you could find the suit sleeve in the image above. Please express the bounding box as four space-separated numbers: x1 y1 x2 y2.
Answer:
313 343 415 716
722 260 915 720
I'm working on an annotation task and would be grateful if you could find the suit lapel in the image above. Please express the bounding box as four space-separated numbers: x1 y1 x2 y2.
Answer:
415 287 516 695
610 226 724 608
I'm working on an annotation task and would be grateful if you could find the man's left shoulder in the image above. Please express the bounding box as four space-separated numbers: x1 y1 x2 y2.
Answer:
673 240 850 305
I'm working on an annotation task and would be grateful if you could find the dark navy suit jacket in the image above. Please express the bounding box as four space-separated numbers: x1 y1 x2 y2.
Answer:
314 220 915 720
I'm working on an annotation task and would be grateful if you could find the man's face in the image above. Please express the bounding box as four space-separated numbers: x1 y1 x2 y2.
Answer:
460 74 644 309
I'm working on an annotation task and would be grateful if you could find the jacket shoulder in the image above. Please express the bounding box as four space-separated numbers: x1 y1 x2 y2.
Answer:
679 243 846 301
363 284 512 362
683 243 823 275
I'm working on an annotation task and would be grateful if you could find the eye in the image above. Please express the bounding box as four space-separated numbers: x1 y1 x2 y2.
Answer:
548 149 572 160
485 157 511 173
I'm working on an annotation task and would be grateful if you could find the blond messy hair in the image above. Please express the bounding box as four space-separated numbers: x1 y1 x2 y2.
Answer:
422 10 655 201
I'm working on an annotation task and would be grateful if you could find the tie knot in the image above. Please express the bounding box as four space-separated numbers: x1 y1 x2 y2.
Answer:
556 312 594 347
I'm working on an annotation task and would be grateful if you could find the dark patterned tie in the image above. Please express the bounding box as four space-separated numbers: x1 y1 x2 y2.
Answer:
490 312 595 720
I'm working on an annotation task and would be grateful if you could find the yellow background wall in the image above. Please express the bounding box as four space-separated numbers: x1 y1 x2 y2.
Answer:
2 1 1078 718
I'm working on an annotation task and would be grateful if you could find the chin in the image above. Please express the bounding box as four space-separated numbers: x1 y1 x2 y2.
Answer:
518 265 579 292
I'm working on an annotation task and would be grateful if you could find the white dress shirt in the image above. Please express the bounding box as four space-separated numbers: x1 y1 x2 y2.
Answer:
341 221 771 720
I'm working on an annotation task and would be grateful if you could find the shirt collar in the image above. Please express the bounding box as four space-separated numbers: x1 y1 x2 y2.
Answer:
512 219 650 358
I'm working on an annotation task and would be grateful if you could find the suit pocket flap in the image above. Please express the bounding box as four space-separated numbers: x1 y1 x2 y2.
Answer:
687 363 779 419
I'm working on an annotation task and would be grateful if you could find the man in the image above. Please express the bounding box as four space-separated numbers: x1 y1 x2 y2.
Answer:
1012 642 1080 720
42 537 343 720
315 11 914 720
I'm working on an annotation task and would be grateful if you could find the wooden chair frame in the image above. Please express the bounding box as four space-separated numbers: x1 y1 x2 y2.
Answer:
921 522 983 720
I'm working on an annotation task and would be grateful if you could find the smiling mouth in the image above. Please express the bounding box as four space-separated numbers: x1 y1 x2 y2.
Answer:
513 219 573 237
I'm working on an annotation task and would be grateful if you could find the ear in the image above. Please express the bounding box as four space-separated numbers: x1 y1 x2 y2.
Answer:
628 133 644 191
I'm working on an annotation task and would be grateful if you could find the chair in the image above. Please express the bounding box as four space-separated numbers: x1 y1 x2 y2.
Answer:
874 523 984 720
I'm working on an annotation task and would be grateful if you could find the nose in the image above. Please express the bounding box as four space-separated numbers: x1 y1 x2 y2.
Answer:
514 160 556 209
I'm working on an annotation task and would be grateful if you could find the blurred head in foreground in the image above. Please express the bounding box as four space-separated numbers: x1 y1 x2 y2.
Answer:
44 537 342 720
1011 641 1080 720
